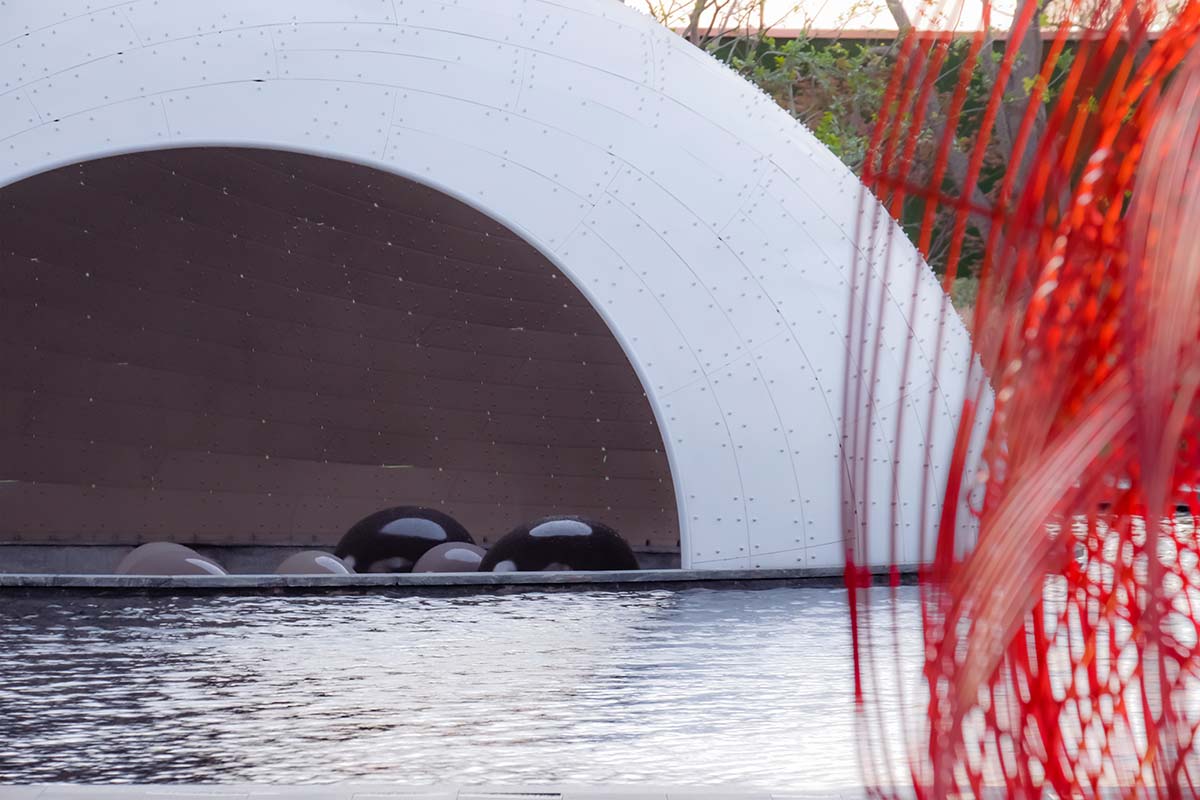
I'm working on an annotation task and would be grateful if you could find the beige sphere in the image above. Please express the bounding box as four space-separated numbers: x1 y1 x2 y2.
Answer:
115 542 227 576
412 542 487 573
275 550 352 575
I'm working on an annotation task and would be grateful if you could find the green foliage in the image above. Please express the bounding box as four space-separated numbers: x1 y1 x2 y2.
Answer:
711 33 1087 297
950 276 979 310
719 35 891 172
700 24 1110 315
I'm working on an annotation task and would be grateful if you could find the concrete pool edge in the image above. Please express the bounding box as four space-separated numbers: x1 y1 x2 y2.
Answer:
0 566 919 592
0 787 874 800
0 785 884 800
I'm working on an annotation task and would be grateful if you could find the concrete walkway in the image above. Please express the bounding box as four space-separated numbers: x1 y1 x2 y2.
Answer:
0 787 864 800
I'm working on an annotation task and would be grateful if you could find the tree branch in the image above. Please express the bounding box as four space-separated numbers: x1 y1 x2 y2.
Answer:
977 0 1046 194
882 1 995 241
684 0 710 45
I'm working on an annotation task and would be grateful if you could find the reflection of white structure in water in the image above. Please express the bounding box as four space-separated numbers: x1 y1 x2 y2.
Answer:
0 586 910 787
1 0 972 570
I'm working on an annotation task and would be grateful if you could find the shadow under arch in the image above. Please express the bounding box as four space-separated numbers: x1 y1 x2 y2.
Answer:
0 145 682 561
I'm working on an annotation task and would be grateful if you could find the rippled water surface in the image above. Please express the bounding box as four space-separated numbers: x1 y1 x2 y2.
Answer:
0 587 918 788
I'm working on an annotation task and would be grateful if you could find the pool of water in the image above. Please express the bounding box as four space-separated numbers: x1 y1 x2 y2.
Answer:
0 587 919 789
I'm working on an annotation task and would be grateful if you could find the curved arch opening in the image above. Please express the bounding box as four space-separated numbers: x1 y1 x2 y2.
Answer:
0 147 680 571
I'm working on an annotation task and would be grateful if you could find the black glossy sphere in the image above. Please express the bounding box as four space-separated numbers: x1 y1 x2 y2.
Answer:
479 516 639 572
335 506 474 573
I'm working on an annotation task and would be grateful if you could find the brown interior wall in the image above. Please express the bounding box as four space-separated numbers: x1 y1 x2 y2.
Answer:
0 148 679 550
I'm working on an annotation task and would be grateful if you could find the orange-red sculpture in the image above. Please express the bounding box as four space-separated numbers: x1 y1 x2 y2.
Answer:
844 0 1200 796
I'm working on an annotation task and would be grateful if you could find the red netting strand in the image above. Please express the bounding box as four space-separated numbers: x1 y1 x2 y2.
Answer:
843 0 1200 796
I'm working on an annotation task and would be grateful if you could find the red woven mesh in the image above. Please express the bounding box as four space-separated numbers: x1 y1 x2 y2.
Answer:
843 0 1200 796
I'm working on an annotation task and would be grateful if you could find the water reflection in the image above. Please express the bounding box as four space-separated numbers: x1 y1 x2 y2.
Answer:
0 587 920 788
